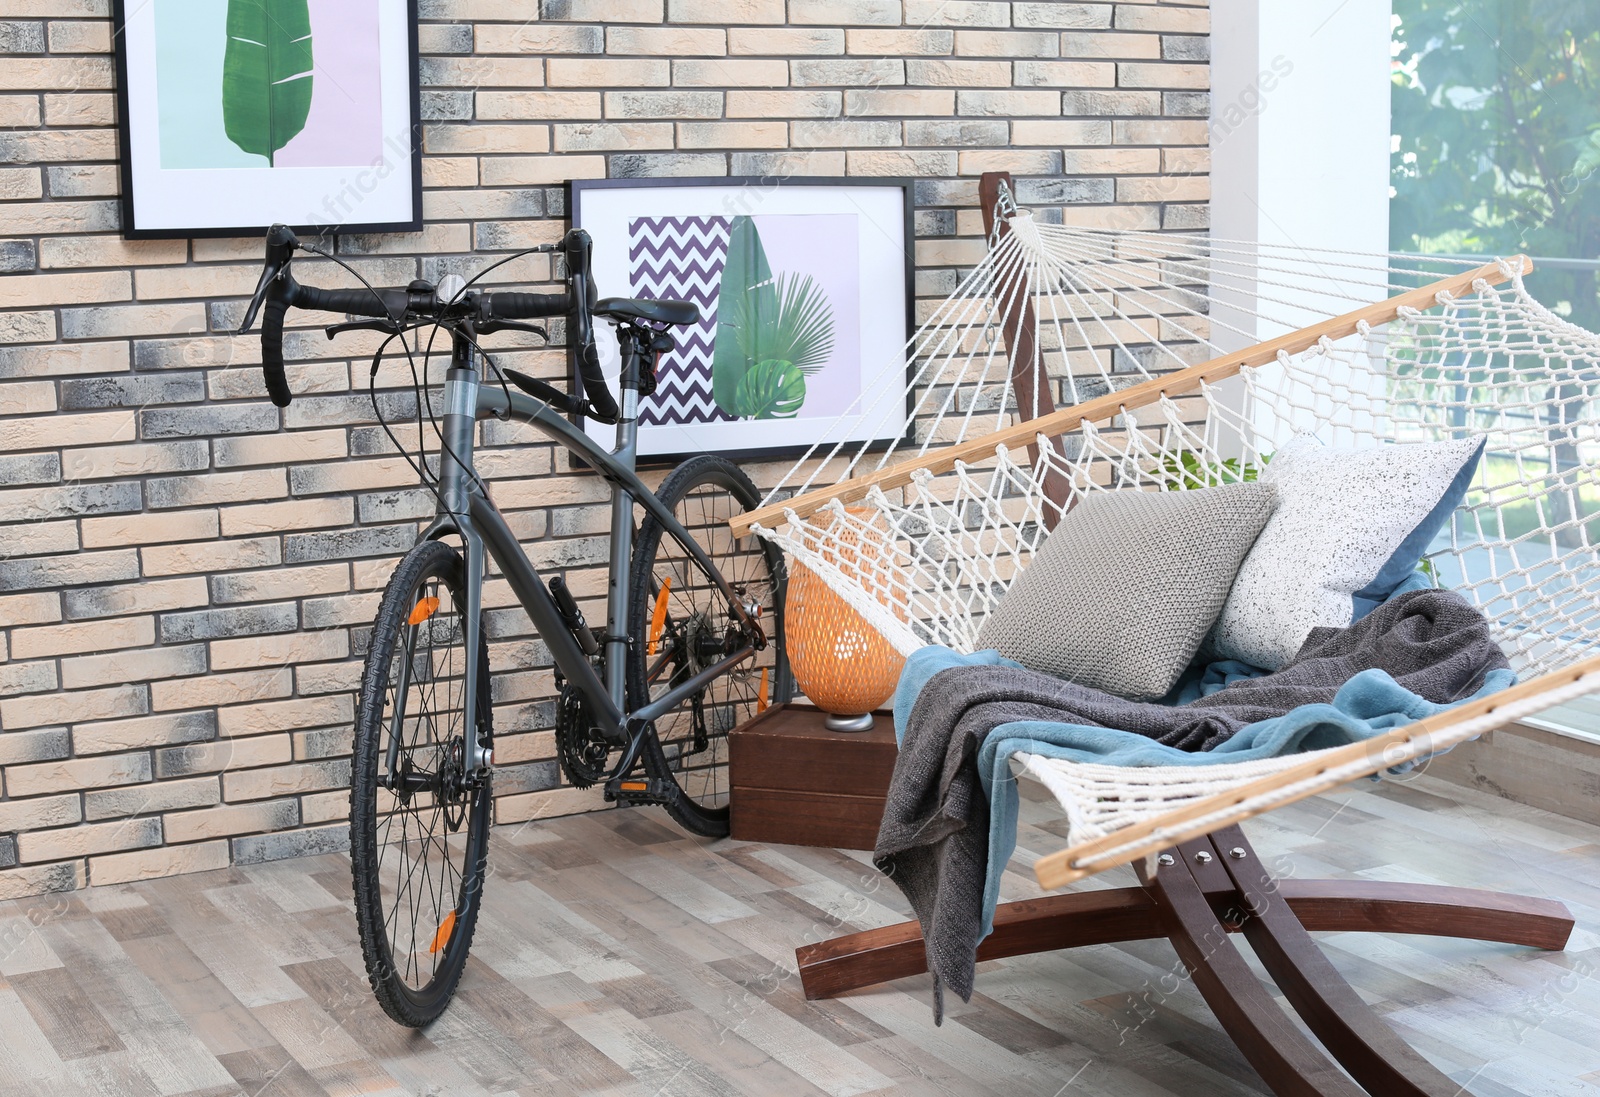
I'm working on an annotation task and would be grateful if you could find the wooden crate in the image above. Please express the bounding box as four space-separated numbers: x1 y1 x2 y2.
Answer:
728 703 897 851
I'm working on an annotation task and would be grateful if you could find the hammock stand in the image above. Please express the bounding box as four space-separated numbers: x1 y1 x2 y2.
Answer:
732 173 1595 1095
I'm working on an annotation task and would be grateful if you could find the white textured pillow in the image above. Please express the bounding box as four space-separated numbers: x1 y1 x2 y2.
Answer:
1209 434 1483 670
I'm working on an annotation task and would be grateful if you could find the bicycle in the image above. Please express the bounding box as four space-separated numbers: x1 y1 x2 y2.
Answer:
237 224 791 1027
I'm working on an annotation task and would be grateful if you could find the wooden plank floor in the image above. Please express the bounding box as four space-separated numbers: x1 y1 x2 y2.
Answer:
0 771 1596 1096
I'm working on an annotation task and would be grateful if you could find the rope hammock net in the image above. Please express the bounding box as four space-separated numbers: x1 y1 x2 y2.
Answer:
731 181 1600 885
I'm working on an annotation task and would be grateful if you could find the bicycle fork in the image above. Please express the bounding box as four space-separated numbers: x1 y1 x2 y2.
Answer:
440 350 493 775
381 353 494 786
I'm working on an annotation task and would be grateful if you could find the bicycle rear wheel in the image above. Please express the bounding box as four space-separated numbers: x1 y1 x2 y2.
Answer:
350 539 492 1028
627 454 789 837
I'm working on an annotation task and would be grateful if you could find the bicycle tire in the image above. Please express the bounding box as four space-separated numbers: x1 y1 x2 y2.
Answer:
626 454 790 837
350 539 492 1028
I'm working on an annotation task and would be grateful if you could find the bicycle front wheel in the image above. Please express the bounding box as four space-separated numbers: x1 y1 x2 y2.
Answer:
627 454 790 837
350 539 492 1028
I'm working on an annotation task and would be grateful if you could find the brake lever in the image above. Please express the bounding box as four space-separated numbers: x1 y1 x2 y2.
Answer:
239 223 301 334
238 263 283 334
326 317 406 339
476 319 548 340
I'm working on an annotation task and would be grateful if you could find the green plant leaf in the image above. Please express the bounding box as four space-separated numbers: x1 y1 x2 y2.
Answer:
732 358 806 419
1155 451 1269 489
729 272 835 377
223 0 314 167
712 216 773 415
712 216 838 419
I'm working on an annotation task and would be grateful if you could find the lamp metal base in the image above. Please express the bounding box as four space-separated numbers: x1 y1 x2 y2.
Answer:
824 712 875 733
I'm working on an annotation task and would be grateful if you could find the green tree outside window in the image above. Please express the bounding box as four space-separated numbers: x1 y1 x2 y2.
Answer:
1391 0 1600 542
1391 0 1600 326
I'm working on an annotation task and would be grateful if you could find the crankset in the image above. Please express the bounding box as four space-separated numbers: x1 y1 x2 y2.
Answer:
554 684 617 789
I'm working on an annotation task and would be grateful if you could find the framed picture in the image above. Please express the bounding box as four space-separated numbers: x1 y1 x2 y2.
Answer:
570 177 914 464
111 0 422 239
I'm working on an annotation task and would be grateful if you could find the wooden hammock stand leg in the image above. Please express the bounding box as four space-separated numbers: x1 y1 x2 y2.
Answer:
796 824 1572 1096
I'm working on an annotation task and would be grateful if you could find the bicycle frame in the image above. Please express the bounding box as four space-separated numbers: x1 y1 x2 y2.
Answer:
413 327 763 777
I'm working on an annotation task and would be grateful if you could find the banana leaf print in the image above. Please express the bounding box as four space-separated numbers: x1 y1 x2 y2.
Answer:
712 216 836 420
711 216 773 415
222 0 314 166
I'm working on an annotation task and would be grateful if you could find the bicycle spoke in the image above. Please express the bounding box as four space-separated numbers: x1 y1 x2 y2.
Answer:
633 466 785 825
360 553 484 1003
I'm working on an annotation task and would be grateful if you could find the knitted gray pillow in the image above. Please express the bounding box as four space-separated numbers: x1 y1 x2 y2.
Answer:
976 482 1278 700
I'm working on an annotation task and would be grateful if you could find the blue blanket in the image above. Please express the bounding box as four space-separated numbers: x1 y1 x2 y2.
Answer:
890 621 1516 940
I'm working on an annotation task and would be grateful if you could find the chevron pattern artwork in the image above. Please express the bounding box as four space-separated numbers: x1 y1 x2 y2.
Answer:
628 215 732 427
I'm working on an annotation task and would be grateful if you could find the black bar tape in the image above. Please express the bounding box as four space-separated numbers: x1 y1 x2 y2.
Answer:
260 295 293 408
577 340 618 422
297 285 409 319
485 292 569 320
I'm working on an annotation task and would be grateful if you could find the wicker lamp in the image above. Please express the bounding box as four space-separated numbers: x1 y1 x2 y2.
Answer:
784 511 905 732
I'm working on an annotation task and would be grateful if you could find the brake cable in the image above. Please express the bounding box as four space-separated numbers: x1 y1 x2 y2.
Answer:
287 239 571 518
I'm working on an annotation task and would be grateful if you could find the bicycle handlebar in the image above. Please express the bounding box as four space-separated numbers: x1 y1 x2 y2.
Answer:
296 285 414 318
238 225 617 421
560 228 615 423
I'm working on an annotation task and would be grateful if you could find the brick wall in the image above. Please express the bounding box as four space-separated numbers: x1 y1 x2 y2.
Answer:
0 0 1210 898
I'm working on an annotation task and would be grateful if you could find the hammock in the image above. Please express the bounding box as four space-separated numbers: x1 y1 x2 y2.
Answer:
733 176 1600 886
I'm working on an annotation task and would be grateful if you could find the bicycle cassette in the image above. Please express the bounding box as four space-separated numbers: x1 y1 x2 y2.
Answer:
555 684 614 789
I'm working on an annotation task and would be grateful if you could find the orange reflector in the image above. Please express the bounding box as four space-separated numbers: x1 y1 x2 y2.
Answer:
757 668 769 713
646 579 672 655
407 596 440 626
428 909 457 954
619 780 648 791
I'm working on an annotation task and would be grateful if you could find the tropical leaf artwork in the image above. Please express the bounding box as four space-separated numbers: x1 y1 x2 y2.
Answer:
711 216 773 416
222 0 314 166
712 216 837 420
734 359 808 420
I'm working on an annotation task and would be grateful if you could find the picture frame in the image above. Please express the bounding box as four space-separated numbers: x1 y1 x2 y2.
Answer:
569 177 915 465
110 0 423 240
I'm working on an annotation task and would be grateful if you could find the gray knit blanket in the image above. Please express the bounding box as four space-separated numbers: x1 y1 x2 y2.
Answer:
873 588 1510 1022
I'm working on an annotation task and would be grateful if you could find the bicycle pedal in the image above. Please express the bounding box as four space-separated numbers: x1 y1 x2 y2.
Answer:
603 776 674 806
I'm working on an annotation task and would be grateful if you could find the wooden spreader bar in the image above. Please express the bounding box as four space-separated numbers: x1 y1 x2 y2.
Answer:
1034 654 1600 887
729 254 1531 539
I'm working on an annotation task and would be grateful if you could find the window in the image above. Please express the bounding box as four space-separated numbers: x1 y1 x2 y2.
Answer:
1391 1 1600 325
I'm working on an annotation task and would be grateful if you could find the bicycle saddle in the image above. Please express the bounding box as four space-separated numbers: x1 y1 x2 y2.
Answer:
594 297 698 327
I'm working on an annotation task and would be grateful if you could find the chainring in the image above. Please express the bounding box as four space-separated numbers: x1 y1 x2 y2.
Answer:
555 684 614 789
